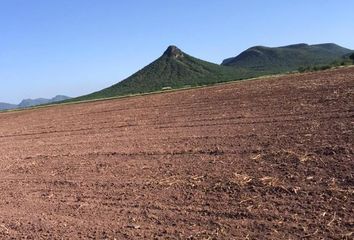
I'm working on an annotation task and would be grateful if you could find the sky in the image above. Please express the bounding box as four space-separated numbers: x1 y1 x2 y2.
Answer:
0 0 353 103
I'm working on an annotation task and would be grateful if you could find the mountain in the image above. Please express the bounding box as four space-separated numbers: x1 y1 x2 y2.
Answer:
18 95 71 108
51 95 71 102
4 43 350 107
0 95 71 111
72 46 253 102
0 102 18 111
18 98 53 108
222 43 353 73
18 95 70 108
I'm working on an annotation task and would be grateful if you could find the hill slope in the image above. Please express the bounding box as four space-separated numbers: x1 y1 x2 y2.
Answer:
73 46 252 101
222 43 353 73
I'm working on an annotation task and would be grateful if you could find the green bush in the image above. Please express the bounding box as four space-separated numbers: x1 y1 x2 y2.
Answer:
350 53 354 61
320 65 331 70
313 66 320 71
331 60 341 67
298 67 306 73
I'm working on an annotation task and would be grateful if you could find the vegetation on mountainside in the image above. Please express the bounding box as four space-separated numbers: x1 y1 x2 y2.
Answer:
350 53 354 61
222 43 353 74
298 53 354 73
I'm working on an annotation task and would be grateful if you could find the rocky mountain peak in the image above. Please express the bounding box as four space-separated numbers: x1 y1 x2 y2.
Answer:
163 45 184 59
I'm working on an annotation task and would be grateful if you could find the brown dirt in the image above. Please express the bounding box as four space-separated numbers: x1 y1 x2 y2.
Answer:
0 67 353 239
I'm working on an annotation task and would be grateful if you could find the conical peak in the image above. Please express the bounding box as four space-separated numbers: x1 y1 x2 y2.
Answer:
163 45 184 59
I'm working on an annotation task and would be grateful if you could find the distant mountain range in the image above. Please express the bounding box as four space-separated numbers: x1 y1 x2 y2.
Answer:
3 43 352 106
0 95 71 111
0 102 18 111
69 43 352 102
221 43 353 73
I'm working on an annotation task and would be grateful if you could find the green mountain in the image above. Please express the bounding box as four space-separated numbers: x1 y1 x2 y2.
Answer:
67 43 353 103
72 46 252 102
222 43 353 73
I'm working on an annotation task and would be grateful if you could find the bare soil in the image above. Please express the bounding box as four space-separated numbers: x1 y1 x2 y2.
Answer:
0 67 353 239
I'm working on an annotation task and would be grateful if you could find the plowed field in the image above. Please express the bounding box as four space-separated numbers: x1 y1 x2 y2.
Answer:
0 67 353 239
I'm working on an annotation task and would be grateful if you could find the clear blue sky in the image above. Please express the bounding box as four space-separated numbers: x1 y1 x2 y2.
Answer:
1 0 353 103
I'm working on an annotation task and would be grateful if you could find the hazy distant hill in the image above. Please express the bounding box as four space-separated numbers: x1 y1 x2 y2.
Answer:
18 95 71 108
18 98 53 108
0 95 71 111
0 102 18 111
222 43 353 73
71 46 254 102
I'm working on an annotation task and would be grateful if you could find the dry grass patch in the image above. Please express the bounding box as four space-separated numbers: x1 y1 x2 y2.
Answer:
232 173 253 186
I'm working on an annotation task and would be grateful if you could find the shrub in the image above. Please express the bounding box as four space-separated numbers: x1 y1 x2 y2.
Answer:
350 53 354 61
313 66 320 71
320 65 331 70
298 67 306 73
331 60 340 67
298 66 312 73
